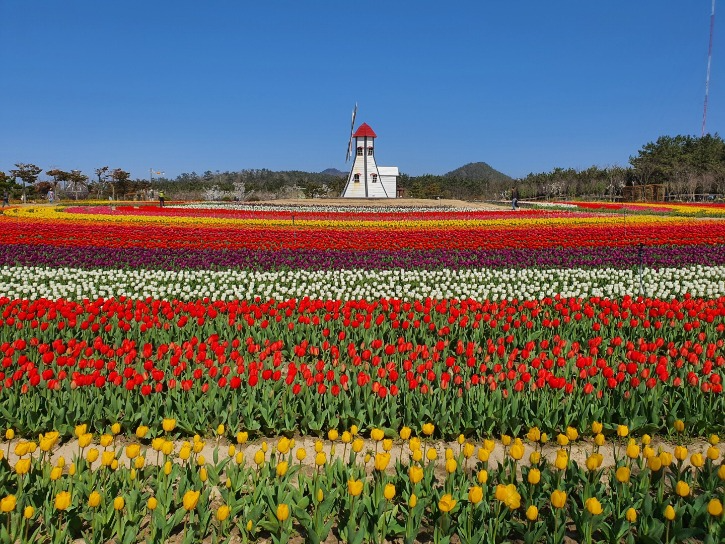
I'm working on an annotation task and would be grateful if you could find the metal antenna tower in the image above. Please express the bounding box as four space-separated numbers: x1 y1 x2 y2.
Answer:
703 0 717 136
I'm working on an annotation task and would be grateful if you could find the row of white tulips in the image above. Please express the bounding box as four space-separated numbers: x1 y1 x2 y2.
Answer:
172 202 482 213
1 264 724 301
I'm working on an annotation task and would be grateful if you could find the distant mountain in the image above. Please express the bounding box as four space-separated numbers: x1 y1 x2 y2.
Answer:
320 168 347 177
445 162 512 183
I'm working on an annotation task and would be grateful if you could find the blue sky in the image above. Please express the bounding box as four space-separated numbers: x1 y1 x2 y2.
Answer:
0 1 720 180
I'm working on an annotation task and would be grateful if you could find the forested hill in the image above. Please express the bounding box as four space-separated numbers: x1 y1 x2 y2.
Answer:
445 162 513 183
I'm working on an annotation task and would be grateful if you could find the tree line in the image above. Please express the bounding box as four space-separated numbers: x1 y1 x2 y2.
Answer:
3 133 725 202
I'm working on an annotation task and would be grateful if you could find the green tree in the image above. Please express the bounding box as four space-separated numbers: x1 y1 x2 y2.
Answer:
9 163 42 200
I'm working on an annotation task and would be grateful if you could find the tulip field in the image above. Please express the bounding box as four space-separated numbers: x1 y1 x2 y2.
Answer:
0 201 723 542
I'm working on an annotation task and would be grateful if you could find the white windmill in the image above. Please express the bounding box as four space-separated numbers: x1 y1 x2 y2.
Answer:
341 106 398 198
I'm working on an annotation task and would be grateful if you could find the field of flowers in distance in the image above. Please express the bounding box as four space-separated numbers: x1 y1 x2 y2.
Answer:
0 200 723 543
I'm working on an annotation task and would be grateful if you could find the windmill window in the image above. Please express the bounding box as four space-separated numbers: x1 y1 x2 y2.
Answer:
356 147 363 156
367 147 374 156
353 174 360 183
371 174 378 183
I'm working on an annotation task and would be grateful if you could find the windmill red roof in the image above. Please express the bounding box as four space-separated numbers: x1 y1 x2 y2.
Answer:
353 123 377 138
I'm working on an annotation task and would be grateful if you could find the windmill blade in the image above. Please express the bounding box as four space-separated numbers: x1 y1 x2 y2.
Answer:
346 103 357 162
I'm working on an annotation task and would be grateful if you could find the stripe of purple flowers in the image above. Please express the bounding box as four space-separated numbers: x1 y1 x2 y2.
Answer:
1 244 725 271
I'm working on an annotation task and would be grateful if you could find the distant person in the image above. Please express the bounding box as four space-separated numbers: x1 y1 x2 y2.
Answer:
47 189 55 204
2 191 8 208
159 190 165 208
511 187 519 210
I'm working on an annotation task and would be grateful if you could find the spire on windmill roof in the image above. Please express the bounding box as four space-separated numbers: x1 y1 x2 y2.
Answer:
353 123 377 138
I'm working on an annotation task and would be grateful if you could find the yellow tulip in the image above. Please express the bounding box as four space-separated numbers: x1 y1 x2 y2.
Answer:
591 421 603 434
509 443 524 461
162 418 176 432
615 466 630 483
126 444 141 460
409 465 424 484
617 425 629 438
626 508 637 522
50 467 62 481
463 442 475 459
216 424 225 436
235 452 244 465
585 454 602 471
495 484 521 509
421 423 435 436
315 452 326 466
216 504 230 521
477 469 488 484
135 426 148 439
14 441 31 457
352 438 364 453
101 451 115 467
674 446 688 461
526 505 538 521
540 433 548 444
23 506 34 519
426 448 437 461
276 461 288 477
350 425 359 436
78 433 93 449
594 433 605 447
708 498 723 517
111 459 119 471
478 448 490 462
664 505 676 521
445 458 457 474
314 440 323 453
528 468 541 485
399 426 411 440
236 431 248 444
554 450 568 470
659 451 673 467
468 486 483 504
647 455 662 472
642 434 651 446
348 479 363 496
626 442 640 459
341 431 352 444
39 432 59 452
371 428 385 442
412 449 423 462
88 491 101 508
197 455 206 466
409 493 417 508
295 448 306 461
4 429 14 440
193 441 204 454
55 491 72 511
111 423 121 435
707 446 720 461
438 494 456 513
276 503 289 521
501 434 512 446
675 481 690 497
585 497 603 515
557 434 569 447
100 434 113 448
374 452 390 471
673 419 685 433
57 456 65 468
113 496 125 511
164 461 172 475
527 427 541 442
183 490 200 511
550 489 567 509
710 434 721 446
382 439 393 452
14 458 31 475
691 453 705 468
74 424 87 438
162 441 174 456
199 467 208 482
277 437 291 455
529 451 541 464
0 495 16 513
383 483 396 500
327 429 339 441
316 489 324 503
254 450 265 466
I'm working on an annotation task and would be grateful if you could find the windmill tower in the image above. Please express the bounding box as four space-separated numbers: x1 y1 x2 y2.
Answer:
341 122 398 198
